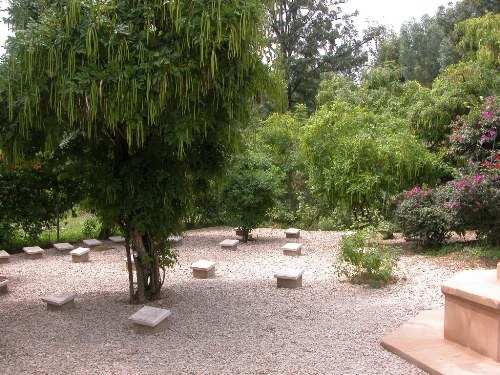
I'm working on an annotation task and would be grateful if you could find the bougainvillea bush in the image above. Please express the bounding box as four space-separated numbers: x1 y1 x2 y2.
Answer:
397 96 500 246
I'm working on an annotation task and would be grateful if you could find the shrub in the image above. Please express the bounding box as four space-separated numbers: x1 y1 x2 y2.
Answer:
335 230 399 287
396 187 453 247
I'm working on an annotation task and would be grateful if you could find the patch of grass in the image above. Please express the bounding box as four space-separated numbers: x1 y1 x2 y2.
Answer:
423 241 500 268
9 210 97 252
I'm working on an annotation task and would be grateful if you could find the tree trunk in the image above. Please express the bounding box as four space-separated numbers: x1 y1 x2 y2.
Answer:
129 228 162 303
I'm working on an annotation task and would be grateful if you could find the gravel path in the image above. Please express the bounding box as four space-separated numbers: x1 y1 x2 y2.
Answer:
0 227 457 375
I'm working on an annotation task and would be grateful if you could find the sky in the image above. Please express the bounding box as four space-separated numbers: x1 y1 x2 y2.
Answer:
0 0 459 55
344 0 459 32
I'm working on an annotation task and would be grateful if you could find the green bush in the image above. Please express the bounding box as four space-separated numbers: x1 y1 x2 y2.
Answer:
335 230 399 287
396 187 453 247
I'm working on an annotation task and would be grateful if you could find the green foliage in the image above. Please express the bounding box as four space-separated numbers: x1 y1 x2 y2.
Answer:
82 216 101 238
301 101 442 220
267 0 368 110
0 153 81 248
335 231 399 287
396 187 453 247
221 154 281 242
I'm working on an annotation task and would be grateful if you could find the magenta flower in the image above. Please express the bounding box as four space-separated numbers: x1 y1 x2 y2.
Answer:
475 175 483 184
457 134 462 141
475 201 481 207
481 134 489 143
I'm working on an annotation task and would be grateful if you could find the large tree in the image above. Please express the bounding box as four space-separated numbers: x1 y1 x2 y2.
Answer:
267 0 368 110
1 0 272 303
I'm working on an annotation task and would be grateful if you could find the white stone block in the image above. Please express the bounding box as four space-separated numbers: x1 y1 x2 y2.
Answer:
42 291 76 310
274 268 305 280
83 239 102 247
191 260 216 278
281 242 302 256
0 277 9 293
54 242 74 251
0 250 10 264
109 236 125 243
129 306 171 334
219 239 239 249
23 246 44 259
285 228 301 238
70 247 90 263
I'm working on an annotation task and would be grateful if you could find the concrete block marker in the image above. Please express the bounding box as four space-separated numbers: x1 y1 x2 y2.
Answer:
42 291 76 311
274 268 305 288
219 239 239 250
129 306 171 334
83 239 102 247
23 246 44 259
109 236 125 243
53 242 74 251
124 256 136 271
167 235 183 246
285 228 301 239
70 247 90 263
0 250 10 264
281 242 302 256
191 260 216 279
0 277 9 294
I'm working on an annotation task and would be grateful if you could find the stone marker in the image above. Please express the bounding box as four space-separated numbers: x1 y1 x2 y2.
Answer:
285 228 300 239
70 247 90 263
167 235 183 246
109 236 125 243
83 239 102 247
54 242 74 251
0 250 10 264
124 256 136 271
274 268 305 288
42 291 76 311
281 242 302 256
129 306 171 334
191 260 216 279
0 277 9 294
219 239 239 249
23 246 44 259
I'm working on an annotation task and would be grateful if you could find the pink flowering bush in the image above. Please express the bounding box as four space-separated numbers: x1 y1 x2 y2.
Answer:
398 97 500 246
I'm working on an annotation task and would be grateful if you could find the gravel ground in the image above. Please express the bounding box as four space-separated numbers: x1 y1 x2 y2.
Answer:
0 227 458 375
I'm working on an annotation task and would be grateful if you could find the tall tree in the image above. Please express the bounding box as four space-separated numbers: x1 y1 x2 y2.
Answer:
267 0 368 111
1 0 273 303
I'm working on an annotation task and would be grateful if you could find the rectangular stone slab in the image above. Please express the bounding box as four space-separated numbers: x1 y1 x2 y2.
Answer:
129 306 171 327
23 246 44 259
70 247 90 263
109 236 125 243
281 243 302 256
0 278 8 293
42 292 76 311
0 250 10 263
191 260 216 271
274 268 305 280
219 239 239 248
83 239 102 247
54 242 74 251
285 228 301 238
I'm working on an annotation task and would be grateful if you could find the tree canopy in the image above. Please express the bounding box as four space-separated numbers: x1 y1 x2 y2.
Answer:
1 0 274 302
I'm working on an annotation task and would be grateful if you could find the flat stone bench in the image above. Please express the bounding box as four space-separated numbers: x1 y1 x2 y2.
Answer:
191 260 216 279
219 239 239 250
23 246 44 259
54 242 74 251
70 247 90 263
42 292 76 311
129 306 171 334
281 242 302 256
274 268 305 288
0 277 9 294
109 236 125 243
167 235 183 246
285 228 301 239
0 250 10 264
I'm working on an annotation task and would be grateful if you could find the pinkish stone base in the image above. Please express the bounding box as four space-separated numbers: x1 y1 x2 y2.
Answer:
381 310 500 375
441 269 500 362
